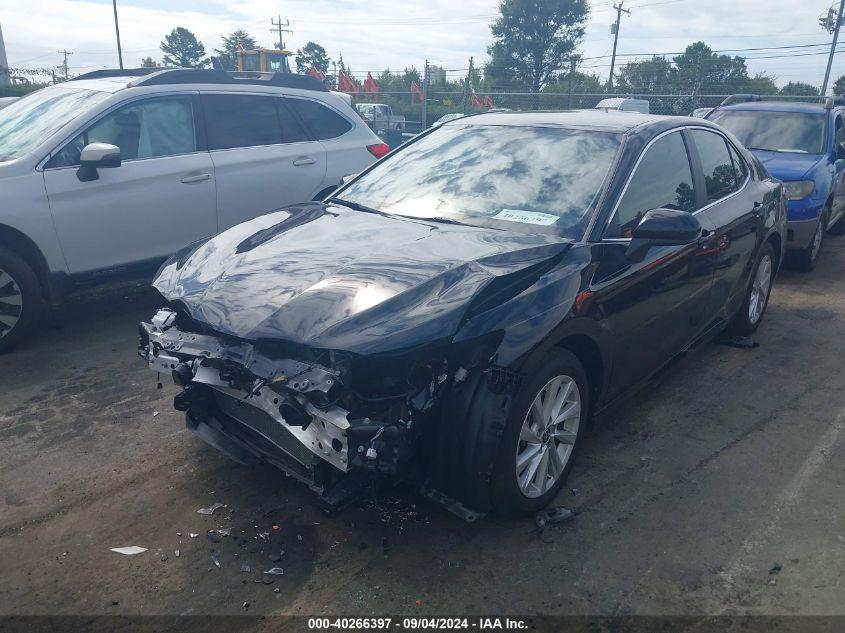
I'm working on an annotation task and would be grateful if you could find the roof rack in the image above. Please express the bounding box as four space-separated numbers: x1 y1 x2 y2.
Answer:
718 94 763 107
127 69 329 92
70 68 165 81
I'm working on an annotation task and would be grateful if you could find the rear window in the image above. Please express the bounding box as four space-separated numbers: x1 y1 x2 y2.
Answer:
285 98 352 140
709 109 826 154
203 94 309 150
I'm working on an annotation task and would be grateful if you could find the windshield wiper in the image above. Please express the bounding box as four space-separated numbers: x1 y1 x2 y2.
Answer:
327 197 391 217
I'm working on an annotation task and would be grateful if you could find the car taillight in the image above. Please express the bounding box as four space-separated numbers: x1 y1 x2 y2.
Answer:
367 143 390 159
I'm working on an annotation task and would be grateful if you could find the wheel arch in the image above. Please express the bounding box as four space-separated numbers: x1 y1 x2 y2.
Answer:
554 334 605 413
766 230 783 272
0 224 52 302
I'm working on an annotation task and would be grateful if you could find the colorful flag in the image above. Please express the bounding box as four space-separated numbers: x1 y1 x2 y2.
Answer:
338 70 358 94
309 65 325 82
363 72 379 97
482 95 494 108
470 93 481 108
410 81 423 104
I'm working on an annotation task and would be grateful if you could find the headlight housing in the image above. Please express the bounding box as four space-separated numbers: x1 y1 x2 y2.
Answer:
783 180 815 200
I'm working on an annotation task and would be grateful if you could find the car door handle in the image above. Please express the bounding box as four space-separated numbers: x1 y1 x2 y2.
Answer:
293 157 316 167
180 174 211 184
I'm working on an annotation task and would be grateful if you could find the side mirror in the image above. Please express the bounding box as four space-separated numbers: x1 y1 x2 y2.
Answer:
77 143 121 182
836 141 845 160
625 208 702 262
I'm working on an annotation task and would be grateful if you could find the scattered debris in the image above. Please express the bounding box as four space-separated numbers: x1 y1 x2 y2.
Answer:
152 411 160 417
264 567 285 575
242 601 250 610
297 534 303 542
719 335 759 349
197 502 225 515
110 546 147 555
216 527 232 537
160 553 168 562
211 555 221 568
189 533 199 538
274 587 281 593
535 506 576 530
240 564 251 573
272 524 280 530
769 562 782 575
175 549 180 557
176 532 182 537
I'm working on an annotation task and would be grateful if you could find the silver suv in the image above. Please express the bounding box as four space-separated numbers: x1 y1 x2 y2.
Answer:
0 69 386 351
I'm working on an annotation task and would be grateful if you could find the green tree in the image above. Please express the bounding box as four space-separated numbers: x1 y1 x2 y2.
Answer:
671 42 749 94
616 56 673 94
402 66 421 87
488 0 588 95
160 27 209 68
140 56 160 68
747 72 779 95
212 29 257 71
780 81 819 96
295 41 330 74
833 75 845 95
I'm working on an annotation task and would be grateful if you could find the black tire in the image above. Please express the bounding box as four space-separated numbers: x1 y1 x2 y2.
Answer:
729 242 775 337
0 246 43 354
829 210 845 235
490 350 589 517
791 209 827 272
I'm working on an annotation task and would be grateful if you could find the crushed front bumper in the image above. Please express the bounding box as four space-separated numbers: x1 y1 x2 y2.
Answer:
138 309 375 498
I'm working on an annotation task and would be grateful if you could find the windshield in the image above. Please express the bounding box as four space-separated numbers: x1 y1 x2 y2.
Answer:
0 86 109 162
709 109 826 154
336 124 622 238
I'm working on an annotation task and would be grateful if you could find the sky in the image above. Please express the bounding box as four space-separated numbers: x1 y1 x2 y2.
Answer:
0 0 843 91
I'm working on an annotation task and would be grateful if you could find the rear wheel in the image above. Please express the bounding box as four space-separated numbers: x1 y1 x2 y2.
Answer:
792 209 827 272
729 242 775 336
491 350 588 516
0 246 43 353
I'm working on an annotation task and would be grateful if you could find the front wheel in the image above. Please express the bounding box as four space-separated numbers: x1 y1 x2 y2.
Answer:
792 210 827 272
491 350 588 516
729 242 775 336
0 246 43 353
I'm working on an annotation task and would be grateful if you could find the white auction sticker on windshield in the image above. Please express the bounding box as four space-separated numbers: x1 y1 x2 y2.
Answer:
493 209 559 226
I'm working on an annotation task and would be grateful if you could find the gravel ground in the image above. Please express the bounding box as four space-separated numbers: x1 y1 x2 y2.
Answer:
0 236 843 620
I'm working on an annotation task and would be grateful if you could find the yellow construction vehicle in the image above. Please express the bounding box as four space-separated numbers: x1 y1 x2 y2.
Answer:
236 48 293 73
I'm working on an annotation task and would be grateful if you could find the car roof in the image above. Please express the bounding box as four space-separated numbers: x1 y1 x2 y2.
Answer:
444 109 689 133
717 101 829 115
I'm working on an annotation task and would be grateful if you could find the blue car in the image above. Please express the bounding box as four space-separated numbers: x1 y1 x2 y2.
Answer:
708 97 845 270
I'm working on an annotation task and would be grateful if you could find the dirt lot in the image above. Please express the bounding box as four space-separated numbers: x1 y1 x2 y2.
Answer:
1 236 844 621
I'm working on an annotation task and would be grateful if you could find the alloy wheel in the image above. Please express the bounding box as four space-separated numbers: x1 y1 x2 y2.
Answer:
748 254 773 325
0 268 23 339
515 375 581 498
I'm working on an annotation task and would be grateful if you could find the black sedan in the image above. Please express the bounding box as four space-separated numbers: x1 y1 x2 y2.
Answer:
139 111 785 519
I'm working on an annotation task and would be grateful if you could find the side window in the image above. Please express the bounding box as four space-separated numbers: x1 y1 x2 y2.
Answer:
285 98 353 140
606 131 696 239
834 114 845 146
727 142 748 185
48 96 196 168
691 129 738 203
204 94 281 150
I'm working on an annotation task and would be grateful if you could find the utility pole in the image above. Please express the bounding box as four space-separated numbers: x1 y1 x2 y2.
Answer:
422 59 429 129
568 57 577 109
463 56 474 115
607 2 630 91
270 16 293 49
58 49 72 81
822 0 845 96
112 0 123 69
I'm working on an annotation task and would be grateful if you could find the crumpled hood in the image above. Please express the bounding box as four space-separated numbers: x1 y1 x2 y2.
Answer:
750 149 824 182
154 203 572 354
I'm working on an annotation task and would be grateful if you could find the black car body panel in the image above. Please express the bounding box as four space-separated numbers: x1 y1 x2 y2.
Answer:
140 111 786 518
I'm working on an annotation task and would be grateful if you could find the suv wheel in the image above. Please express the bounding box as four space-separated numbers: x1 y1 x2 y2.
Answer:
491 350 588 516
0 246 43 353
792 209 827 272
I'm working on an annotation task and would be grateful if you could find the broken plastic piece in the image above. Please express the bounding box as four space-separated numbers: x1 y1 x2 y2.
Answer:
110 546 147 555
197 502 225 515
535 506 576 529
264 567 285 575
216 527 232 537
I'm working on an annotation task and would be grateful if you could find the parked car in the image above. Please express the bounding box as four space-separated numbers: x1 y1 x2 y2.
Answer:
595 97 650 114
707 95 845 270
0 68 386 352
356 103 406 134
139 110 785 519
